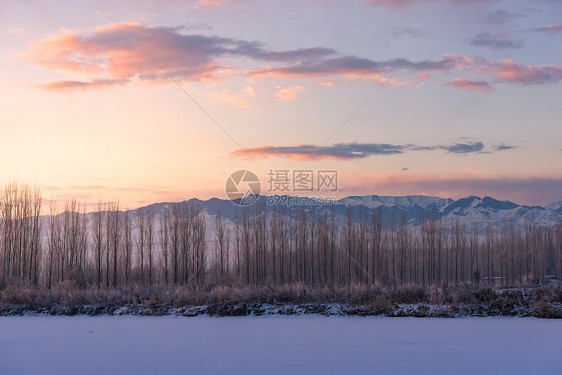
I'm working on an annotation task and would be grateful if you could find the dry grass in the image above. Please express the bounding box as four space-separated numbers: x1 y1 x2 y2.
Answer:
1 282 561 318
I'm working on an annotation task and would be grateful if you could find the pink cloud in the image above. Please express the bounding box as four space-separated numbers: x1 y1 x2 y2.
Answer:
365 0 421 6
196 0 228 6
8 28 27 37
193 0 244 8
23 22 335 90
209 86 255 108
493 59 562 85
231 144 375 161
535 25 562 35
443 78 493 92
274 86 306 102
23 23 221 86
37 78 128 91
231 145 324 160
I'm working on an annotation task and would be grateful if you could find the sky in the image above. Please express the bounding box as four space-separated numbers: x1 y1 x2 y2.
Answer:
0 0 561 208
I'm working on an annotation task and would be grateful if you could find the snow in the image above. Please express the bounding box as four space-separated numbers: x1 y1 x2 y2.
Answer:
1 316 561 375
545 201 562 213
338 195 453 210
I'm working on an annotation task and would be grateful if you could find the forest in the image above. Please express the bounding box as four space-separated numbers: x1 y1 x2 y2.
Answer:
1 182 562 316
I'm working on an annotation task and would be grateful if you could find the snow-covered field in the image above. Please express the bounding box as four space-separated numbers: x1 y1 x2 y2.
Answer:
1 316 561 375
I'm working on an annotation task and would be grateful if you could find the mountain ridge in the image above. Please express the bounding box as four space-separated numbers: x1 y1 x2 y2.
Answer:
140 194 561 231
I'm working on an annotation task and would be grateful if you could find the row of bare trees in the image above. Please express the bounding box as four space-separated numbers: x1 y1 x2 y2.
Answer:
0 183 561 289
37 199 208 289
226 204 562 288
159 202 207 287
1 183 41 286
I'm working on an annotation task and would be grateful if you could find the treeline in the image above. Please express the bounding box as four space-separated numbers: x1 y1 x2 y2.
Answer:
1 183 561 290
226 204 562 287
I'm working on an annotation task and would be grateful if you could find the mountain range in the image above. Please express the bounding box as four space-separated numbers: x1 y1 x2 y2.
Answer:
142 195 561 233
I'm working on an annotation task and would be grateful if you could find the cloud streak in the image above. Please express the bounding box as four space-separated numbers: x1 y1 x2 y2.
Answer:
274 86 306 102
252 54 562 87
208 87 254 108
232 141 510 160
440 142 484 154
469 33 523 49
482 10 523 25
444 78 493 92
494 143 516 151
37 78 128 91
391 27 428 39
233 143 409 160
493 59 562 85
535 24 562 35
251 55 469 79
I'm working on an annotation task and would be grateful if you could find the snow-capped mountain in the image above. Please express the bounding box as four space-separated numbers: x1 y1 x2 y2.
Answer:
545 201 562 215
339 195 453 210
109 194 560 236
178 194 562 232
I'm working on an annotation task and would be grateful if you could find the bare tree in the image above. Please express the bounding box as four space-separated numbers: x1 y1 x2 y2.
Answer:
136 207 147 285
214 211 230 285
47 201 61 288
122 210 133 284
105 202 121 287
160 207 170 286
145 207 155 288
92 201 104 287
